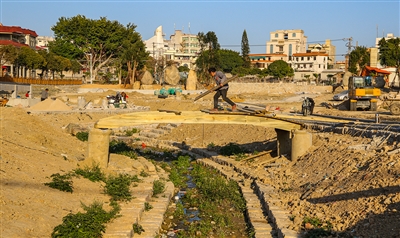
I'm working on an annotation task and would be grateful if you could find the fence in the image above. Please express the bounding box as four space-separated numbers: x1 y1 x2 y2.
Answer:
0 77 82 85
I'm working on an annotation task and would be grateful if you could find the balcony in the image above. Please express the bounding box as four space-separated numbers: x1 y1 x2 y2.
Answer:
277 40 285 45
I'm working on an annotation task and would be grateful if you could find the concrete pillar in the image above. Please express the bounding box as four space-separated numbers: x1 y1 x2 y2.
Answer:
291 129 312 162
275 128 292 158
85 128 112 168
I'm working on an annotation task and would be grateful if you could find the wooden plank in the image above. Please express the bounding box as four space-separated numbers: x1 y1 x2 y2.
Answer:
194 76 238 101
201 109 250 115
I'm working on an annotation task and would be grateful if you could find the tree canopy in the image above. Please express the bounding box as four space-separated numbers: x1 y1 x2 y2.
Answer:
0 45 18 76
241 30 250 68
218 49 244 73
378 37 400 81
267 60 294 80
348 46 370 75
196 31 221 83
50 15 147 82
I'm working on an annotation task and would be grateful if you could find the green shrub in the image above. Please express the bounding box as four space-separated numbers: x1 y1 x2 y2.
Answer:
234 153 247 161
152 180 165 197
140 170 149 177
144 202 153 211
132 223 145 234
44 173 74 193
51 201 120 238
75 131 89 141
74 163 105 182
220 143 246 156
104 174 136 201
125 128 139 136
174 202 185 219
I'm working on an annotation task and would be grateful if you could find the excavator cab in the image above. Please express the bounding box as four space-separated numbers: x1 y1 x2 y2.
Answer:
348 76 380 111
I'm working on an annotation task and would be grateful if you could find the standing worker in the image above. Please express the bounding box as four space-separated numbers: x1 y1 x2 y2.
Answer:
41 88 49 101
208 67 237 111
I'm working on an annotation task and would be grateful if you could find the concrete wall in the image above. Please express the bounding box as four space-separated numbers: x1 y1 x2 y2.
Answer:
228 82 332 95
6 98 41 107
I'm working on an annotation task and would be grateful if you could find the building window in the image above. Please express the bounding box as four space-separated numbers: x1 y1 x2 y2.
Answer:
275 33 278 38
284 33 288 40
301 57 304 61
289 44 292 56
314 56 316 60
270 45 273 53
292 33 296 37
182 37 188 41
279 46 283 52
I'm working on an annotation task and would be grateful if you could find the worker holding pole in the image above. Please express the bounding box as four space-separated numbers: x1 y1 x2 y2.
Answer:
208 67 237 111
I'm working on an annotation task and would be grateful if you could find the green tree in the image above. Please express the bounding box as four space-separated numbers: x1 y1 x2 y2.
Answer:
0 45 18 76
37 49 49 78
218 49 243 73
46 53 71 79
16 47 44 78
267 60 294 81
70 59 82 78
119 23 149 86
241 30 250 68
348 46 370 75
196 31 220 83
313 73 320 84
378 37 400 84
50 15 143 82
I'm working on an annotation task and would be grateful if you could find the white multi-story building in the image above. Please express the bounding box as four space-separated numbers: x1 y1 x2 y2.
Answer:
144 26 200 69
307 39 336 68
266 29 307 60
36 36 54 50
291 52 329 73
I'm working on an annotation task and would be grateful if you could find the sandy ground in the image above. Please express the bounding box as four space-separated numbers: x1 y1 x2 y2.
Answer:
1 85 400 237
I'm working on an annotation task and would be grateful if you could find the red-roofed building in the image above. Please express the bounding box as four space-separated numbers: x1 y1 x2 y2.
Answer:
0 23 39 77
0 23 38 49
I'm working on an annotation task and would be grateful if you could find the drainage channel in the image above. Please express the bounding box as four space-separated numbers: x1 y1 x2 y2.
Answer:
119 124 300 237
141 141 300 238
159 159 253 238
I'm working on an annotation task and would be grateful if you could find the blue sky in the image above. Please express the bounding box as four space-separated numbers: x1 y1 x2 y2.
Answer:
0 0 399 61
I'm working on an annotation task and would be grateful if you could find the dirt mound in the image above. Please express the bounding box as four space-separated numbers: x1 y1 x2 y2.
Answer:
28 98 72 111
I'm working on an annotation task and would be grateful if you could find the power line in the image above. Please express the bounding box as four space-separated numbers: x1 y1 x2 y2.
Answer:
221 39 348 47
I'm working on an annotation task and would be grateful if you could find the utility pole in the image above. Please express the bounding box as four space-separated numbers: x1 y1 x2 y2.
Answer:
343 37 353 71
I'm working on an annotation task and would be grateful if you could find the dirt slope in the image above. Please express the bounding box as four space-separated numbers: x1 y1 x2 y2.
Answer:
1 88 399 237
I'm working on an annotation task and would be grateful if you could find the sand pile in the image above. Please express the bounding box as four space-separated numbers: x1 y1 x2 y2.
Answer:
28 98 72 111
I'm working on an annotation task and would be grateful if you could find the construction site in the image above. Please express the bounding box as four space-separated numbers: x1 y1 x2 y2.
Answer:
1 80 400 238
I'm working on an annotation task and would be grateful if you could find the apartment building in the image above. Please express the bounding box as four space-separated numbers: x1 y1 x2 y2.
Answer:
307 39 336 68
266 29 307 60
0 23 38 76
0 23 38 49
36 36 54 50
144 26 200 69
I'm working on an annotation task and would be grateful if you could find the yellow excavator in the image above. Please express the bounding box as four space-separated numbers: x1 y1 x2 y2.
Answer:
348 66 391 111
348 75 380 111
